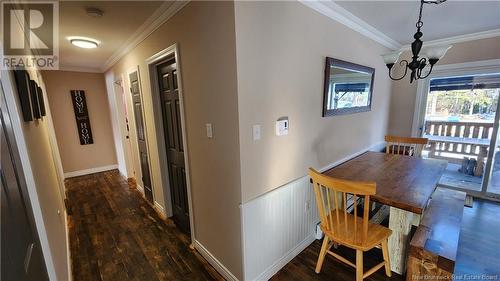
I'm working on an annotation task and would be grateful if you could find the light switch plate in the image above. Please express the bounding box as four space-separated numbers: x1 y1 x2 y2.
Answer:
252 124 261 141
276 117 289 136
206 123 213 138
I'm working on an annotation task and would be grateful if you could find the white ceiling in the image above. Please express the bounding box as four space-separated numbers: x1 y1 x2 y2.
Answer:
59 1 167 71
58 1 500 71
334 0 500 45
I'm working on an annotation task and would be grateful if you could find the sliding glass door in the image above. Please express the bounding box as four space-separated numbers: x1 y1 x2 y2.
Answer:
420 72 500 199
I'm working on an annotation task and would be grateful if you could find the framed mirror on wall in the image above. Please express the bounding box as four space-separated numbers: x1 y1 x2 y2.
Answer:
323 57 375 117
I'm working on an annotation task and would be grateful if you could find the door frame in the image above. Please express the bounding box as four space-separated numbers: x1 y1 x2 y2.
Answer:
146 43 195 242
126 66 155 203
113 75 136 179
412 59 500 199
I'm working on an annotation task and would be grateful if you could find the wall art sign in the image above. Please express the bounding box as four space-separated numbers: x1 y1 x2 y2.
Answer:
70 90 93 145
29 80 41 119
36 86 46 116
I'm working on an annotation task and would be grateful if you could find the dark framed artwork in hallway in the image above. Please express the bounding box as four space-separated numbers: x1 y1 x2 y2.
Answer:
70 90 94 145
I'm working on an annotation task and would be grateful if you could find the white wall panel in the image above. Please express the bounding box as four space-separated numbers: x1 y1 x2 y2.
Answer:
242 176 320 280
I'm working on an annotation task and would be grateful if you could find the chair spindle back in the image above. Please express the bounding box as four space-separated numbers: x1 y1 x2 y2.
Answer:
385 135 428 157
309 168 376 241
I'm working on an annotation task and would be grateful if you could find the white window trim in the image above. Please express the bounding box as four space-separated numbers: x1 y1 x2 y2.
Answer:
411 59 500 137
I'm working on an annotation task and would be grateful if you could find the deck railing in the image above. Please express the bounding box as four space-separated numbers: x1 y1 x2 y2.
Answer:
424 121 494 140
423 121 494 170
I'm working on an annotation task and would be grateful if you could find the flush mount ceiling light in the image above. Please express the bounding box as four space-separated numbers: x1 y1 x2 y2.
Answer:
381 0 452 83
86 7 104 18
69 37 99 49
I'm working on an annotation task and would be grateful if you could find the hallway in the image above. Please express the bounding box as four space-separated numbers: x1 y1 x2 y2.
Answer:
66 170 221 281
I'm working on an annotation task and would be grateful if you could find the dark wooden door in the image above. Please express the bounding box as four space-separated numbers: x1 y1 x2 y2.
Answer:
1 89 48 281
157 57 190 234
129 71 153 203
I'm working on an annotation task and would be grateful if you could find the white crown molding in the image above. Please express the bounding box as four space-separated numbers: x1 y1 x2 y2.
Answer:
299 0 402 50
401 28 500 50
58 65 103 73
100 0 189 72
300 1 500 52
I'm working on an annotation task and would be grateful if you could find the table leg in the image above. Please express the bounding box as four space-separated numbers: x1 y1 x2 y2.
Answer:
475 147 487 176
388 207 415 275
370 205 389 225
430 141 437 158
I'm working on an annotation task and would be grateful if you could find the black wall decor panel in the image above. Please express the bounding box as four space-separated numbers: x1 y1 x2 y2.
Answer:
36 86 46 116
29 80 41 119
70 90 93 145
12 70 33 122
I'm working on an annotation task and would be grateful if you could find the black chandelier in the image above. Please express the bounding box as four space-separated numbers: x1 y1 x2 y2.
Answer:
382 0 451 83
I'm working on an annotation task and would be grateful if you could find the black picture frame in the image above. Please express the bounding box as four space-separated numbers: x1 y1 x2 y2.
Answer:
13 70 34 122
36 86 46 116
322 57 375 117
29 80 42 119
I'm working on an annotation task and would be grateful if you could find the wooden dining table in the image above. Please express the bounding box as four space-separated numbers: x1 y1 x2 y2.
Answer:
323 151 447 275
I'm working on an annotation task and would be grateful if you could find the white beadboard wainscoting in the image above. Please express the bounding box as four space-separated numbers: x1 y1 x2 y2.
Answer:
242 176 320 281
240 142 385 281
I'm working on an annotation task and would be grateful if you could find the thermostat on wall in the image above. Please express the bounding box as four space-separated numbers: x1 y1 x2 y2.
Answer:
276 117 289 136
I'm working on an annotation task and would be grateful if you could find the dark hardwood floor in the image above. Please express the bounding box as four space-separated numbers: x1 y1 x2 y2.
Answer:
455 199 500 276
271 241 403 281
67 170 500 280
273 198 500 280
66 170 222 281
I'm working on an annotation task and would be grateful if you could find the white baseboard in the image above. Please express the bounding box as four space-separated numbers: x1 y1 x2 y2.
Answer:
255 234 315 281
193 240 239 281
154 201 166 217
64 164 118 178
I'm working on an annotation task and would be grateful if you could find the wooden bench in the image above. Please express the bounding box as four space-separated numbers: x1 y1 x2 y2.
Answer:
406 188 466 280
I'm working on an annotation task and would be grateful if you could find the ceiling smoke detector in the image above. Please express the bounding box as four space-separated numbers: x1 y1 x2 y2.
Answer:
86 7 103 18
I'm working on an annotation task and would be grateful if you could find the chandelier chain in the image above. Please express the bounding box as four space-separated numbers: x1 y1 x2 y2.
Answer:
416 0 424 28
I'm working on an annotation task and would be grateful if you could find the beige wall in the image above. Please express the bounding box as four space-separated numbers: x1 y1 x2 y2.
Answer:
1 69 69 280
42 71 117 173
105 2 242 278
388 36 500 136
234 1 394 202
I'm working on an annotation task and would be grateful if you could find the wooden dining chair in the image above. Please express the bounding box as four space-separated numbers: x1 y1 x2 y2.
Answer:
309 168 392 281
385 135 428 157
